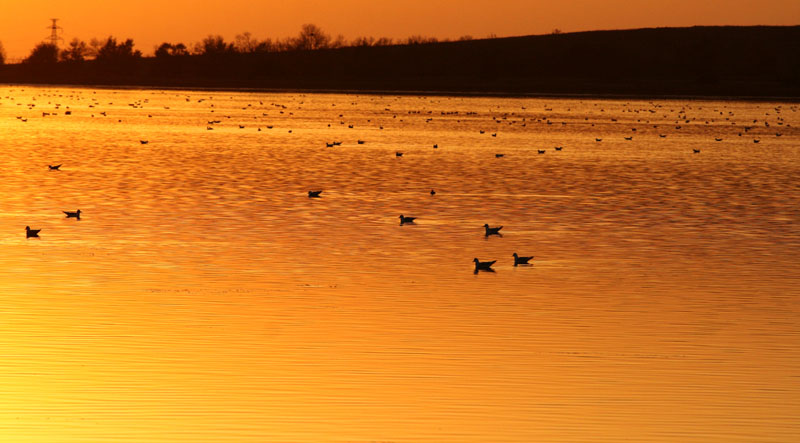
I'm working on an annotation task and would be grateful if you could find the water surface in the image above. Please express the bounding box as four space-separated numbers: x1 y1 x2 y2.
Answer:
0 87 798 441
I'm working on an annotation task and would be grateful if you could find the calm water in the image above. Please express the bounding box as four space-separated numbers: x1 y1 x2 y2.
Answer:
0 86 798 442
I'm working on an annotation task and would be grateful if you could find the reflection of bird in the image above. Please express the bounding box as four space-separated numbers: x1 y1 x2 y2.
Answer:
308 191 322 198
48 164 61 170
473 258 496 271
399 214 416 224
26 226 40 238
484 224 502 236
513 253 533 266
63 209 81 219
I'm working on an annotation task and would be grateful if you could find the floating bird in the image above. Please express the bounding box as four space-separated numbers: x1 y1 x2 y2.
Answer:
399 214 416 225
473 258 496 271
308 190 322 198
538 150 546 154
596 138 602 142
495 153 505 158
430 189 436 195
484 224 503 236
357 140 365 144
624 136 633 140
513 253 533 266
715 138 723 141
754 139 760 143
433 144 438 149
48 164 61 170
396 152 403 157
555 147 563 151
140 140 149 144
693 149 701 154
63 209 81 219
25 226 40 238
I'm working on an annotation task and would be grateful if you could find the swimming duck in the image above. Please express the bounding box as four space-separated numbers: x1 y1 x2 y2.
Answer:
308 190 322 198
25 226 40 238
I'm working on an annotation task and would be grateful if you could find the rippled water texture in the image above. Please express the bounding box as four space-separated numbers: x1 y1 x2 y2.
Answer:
0 87 798 442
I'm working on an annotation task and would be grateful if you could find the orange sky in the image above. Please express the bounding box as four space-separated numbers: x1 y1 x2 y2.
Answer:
0 0 797 59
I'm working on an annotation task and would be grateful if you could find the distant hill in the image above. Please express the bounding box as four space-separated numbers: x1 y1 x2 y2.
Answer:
2 26 798 97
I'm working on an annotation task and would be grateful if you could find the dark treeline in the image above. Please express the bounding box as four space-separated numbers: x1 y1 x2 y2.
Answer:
1 25 798 97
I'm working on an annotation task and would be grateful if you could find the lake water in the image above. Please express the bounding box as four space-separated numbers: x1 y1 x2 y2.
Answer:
0 86 798 442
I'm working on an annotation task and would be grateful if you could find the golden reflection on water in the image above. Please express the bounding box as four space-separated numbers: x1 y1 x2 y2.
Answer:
0 87 799 441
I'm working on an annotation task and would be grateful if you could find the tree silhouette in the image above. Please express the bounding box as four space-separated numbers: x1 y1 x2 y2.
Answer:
197 35 234 56
61 38 89 62
95 37 141 62
293 24 330 51
155 42 189 58
25 43 59 64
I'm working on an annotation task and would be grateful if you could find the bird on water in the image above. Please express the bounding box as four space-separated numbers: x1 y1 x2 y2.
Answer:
513 253 533 266
473 258 496 272
484 224 503 236
399 214 416 225
63 209 81 219
308 190 323 198
26 226 40 238
48 164 61 170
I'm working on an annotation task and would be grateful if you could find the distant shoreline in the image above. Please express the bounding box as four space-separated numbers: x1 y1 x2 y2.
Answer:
2 82 799 103
3 26 798 100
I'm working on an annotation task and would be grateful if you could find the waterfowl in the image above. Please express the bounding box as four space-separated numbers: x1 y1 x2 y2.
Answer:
396 152 403 157
495 154 505 158
399 214 416 224
140 140 148 144
555 147 563 151
596 138 602 142
715 138 723 141
63 209 81 219
693 149 701 153
430 189 436 195
538 150 546 154
433 144 438 149
48 164 61 170
484 224 503 236
25 226 40 238
473 258 496 271
624 136 633 140
513 253 533 266
357 140 365 144
308 190 322 198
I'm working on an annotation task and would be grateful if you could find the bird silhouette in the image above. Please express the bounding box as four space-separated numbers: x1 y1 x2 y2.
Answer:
399 214 416 225
513 253 533 266
484 224 503 236
26 226 40 238
473 258 496 271
63 209 81 219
